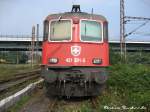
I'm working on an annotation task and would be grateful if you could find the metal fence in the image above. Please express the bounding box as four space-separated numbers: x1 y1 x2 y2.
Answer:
0 35 43 41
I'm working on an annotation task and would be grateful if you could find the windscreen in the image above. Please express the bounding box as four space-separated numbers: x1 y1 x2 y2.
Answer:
50 20 71 41
81 20 102 42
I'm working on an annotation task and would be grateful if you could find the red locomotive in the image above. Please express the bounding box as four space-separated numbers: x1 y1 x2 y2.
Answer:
41 5 109 97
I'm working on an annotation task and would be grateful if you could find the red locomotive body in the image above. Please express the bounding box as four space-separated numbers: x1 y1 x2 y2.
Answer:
42 5 109 97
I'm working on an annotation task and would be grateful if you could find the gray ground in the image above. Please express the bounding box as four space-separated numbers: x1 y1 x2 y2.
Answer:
18 88 91 112
19 88 51 112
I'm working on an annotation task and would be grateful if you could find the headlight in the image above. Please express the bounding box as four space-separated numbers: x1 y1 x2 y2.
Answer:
92 58 102 64
49 58 58 64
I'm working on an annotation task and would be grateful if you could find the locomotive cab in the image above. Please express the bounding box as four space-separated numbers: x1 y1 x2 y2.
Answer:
42 5 109 97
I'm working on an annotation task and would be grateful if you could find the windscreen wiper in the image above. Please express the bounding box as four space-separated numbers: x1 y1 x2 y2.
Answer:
85 24 87 36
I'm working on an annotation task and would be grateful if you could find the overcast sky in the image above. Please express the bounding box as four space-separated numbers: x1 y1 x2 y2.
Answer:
0 0 150 41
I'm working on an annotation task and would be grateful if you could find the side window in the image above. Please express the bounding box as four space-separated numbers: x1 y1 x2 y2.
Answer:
103 22 108 41
43 20 49 41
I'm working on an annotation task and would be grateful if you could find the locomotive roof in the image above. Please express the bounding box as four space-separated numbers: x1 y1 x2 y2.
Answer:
45 12 107 22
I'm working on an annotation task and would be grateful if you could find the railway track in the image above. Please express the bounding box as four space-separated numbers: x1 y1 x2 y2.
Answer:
0 70 40 99
47 97 84 112
48 98 58 112
90 96 100 111
12 85 100 112
0 70 40 84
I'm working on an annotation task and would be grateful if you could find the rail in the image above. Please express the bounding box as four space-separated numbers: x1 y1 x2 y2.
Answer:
90 96 100 110
0 70 41 99
48 98 58 112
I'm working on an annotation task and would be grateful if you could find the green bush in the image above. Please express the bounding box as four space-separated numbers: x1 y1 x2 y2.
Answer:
0 51 28 64
110 47 150 65
109 48 121 65
107 64 150 106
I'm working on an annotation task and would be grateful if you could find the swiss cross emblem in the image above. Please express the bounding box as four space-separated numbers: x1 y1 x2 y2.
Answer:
71 46 81 56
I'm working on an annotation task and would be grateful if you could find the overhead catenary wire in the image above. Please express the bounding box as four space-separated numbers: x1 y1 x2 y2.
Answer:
125 21 149 37
120 0 150 62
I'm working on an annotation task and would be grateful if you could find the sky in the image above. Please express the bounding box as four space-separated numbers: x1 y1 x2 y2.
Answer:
0 0 150 41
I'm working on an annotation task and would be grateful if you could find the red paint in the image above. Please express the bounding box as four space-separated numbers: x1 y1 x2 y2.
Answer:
42 16 109 67
42 42 109 67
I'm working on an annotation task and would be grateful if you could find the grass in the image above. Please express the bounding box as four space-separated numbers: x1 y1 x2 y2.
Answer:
0 64 39 80
81 63 150 112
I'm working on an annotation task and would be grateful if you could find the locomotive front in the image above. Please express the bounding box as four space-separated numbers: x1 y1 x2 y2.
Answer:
42 5 109 97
